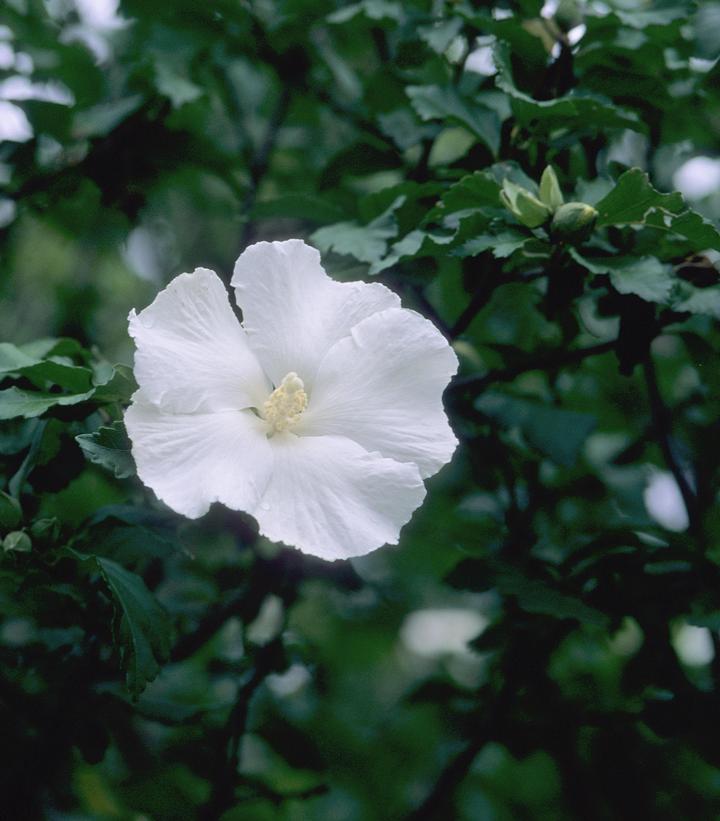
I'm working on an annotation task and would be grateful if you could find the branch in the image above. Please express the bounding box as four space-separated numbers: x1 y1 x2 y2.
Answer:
450 339 616 396
450 279 499 339
404 736 486 821
171 587 247 663
238 86 292 250
642 354 702 544
200 639 285 821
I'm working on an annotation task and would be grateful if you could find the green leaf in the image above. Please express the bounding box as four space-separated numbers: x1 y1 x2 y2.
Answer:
0 342 94 392
76 421 136 479
0 343 37 372
570 250 675 303
494 43 642 132
418 17 463 54
92 364 137 404
448 559 608 626
595 168 684 227
327 0 403 23
476 392 597 466
672 283 720 319
454 229 529 259
368 229 424 275
0 491 21 529
0 386 96 420
651 209 720 253
572 250 720 318
495 566 608 626
73 95 145 139
310 197 403 265
406 85 500 155
154 62 203 108
96 557 172 697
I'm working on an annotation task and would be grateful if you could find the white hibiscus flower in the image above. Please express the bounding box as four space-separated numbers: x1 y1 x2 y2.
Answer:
124 239 458 560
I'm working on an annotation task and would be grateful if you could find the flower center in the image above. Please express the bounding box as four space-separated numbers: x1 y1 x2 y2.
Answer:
263 372 308 433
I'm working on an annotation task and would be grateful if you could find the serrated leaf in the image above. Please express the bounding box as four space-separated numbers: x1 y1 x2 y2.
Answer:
454 229 528 259
0 342 94 392
0 386 96 420
494 43 643 132
96 557 172 697
572 249 720 317
655 210 720 253
570 250 675 303
595 168 684 227
407 85 500 155
76 421 136 479
310 196 403 265
477 392 597 466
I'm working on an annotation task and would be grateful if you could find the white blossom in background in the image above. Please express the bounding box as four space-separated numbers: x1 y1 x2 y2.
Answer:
673 156 720 201
400 608 488 658
57 0 128 64
0 100 33 142
465 38 496 76
672 624 715 667
643 470 689 532
125 239 458 560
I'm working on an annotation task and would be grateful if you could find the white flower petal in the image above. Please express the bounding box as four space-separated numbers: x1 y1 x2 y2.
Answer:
254 433 425 560
125 392 273 519
231 239 399 386
129 268 270 413
299 308 458 478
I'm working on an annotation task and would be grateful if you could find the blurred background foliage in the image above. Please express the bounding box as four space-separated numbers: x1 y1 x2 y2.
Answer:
2 0 720 818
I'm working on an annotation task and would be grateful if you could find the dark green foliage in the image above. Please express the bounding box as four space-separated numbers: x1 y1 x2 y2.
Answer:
2 0 720 819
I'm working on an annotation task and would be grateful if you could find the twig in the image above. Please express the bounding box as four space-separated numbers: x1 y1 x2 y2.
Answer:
200 639 285 821
171 587 247 663
405 736 487 821
642 354 702 544
238 87 292 250
450 339 616 395
450 279 499 339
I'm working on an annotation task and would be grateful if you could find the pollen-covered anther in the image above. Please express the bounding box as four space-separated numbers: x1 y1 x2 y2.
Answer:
263 372 308 433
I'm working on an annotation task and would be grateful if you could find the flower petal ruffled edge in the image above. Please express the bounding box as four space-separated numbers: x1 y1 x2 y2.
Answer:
124 391 274 519
231 239 400 387
253 432 426 561
129 267 269 414
300 307 459 478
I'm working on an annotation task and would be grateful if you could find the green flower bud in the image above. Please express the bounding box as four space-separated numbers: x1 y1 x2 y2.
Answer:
539 166 564 211
501 180 552 228
30 517 60 543
3 530 31 553
550 201 598 243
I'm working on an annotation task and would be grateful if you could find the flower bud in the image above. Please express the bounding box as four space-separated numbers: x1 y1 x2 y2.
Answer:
3 530 31 553
30 517 60 543
550 201 598 243
500 180 552 228
539 166 564 211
